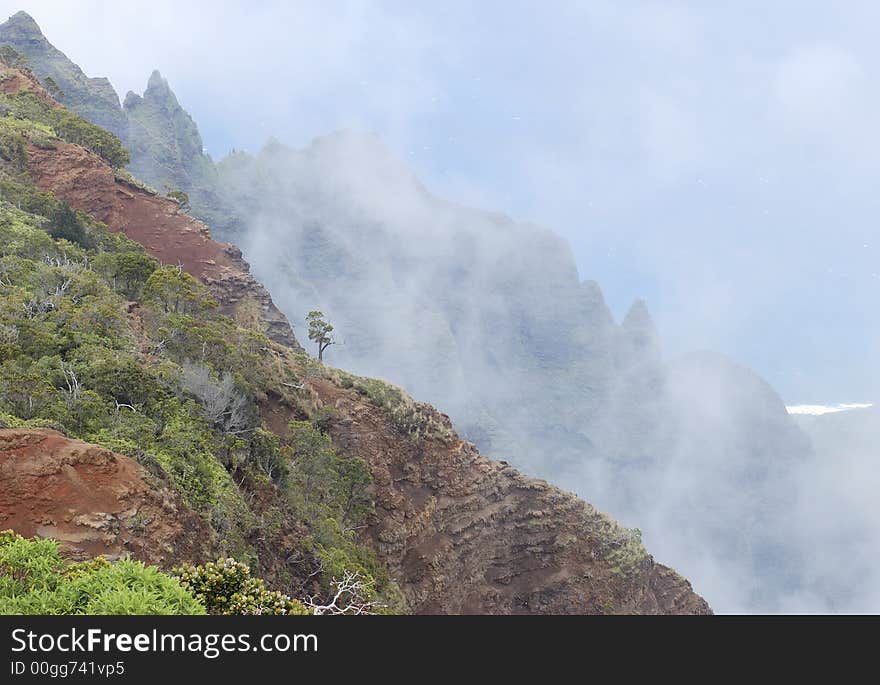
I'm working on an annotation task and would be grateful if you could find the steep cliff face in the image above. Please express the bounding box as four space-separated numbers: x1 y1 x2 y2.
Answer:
122 70 232 233
0 429 216 566
297 376 710 614
0 402 711 615
0 49 710 614
0 389 711 615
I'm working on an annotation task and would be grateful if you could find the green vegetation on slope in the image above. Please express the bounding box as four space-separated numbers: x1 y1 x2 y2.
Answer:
0 89 129 167
0 133 402 610
334 368 455 443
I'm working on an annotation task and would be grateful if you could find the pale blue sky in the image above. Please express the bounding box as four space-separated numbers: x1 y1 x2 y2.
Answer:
3 1 879 403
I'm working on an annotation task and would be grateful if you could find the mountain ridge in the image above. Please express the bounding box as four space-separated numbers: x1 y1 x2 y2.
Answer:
0 12 232 232
5 9 849 613
0 34 710 614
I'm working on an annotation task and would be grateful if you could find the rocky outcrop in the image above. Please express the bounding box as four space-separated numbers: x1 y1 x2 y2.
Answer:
620 298 661 362
0 429 216 566
122 69 233 234
122 70 210 187
0 62 61 108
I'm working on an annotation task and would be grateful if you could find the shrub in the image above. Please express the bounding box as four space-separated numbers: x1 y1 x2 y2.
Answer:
311 405 337 434
82 355 166 409
171 558 308 615
46 204 88 247
0 531 205 615
46 108 129 168
284 420 372 527
93 251 158 299
333 371 454 443
113 168 158 195
245 427 287 481
143 266 216 315
166 189 190 208
0 359 54 419
179 360 256 435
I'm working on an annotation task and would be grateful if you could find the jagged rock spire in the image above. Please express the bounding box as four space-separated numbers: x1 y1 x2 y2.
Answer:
124 68 207 167
581 279 615 327
147 69 166 90
143 70 175 102
622 298 656 335
620 298 661 363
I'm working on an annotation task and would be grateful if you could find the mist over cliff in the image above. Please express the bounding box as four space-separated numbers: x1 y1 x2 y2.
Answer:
2 6 879 614
211 135 831 613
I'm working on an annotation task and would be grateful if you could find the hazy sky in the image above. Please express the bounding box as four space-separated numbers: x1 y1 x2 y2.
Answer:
3 1 879 404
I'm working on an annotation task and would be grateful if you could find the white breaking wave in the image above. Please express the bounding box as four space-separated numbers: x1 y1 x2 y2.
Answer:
786 403 874 416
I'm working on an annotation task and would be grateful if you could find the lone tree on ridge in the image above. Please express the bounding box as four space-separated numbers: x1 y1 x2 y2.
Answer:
307 310 335 362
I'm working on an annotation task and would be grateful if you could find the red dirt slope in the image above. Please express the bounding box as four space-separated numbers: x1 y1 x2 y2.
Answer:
0 429 215 566
0 63 298 349
24 139 300 349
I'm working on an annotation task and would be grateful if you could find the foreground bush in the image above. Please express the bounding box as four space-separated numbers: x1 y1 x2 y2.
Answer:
0 533 318 616
171 558 309 615
0 531 205 615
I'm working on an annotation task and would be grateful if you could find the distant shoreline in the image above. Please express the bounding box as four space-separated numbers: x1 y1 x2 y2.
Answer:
786 403 874 416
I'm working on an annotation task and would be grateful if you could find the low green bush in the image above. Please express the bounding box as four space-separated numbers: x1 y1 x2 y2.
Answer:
171 558 308 615
0 531 204 615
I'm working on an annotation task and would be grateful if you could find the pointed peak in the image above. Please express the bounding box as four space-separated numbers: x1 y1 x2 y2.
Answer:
4 11 43 34
145 70 174 99
580 280 614 328
581 279 610 309
0 12 49 47
130 69 181 110
619 298 660 361
147 69 166 89
622 298 655 332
